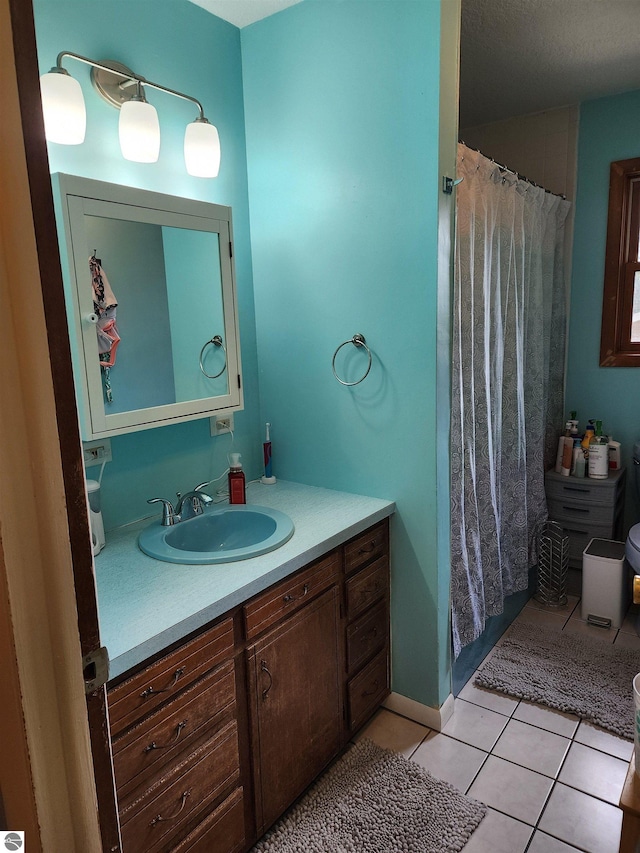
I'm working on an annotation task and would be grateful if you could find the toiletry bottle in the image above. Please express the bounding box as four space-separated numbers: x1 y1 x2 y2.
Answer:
568 412 579 437
570 439 580 475
572 445 585 478
561 423 573 476
588 421 609 479
554 431 565 473
581 421 595 472
228 452 246 504
608 435 621 470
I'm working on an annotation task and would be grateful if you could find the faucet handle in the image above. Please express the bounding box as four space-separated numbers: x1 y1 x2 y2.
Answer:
147 498 177 526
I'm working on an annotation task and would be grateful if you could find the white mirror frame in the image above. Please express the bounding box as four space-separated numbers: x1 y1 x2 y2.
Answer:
52 174 243 440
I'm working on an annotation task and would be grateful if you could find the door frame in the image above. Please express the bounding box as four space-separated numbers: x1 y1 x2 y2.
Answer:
2 0 119 849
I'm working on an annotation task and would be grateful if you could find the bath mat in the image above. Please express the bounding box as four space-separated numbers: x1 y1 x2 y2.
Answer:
475 621 640 739
251 738 486 853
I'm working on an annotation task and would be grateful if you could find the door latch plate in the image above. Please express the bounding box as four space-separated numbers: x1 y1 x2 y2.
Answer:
83 646 110 694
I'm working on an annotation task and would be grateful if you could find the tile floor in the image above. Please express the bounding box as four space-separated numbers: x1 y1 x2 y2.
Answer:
356 595 640 853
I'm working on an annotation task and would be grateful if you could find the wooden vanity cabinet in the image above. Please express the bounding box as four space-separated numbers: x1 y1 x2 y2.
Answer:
245 553 342 835
107 617 246 853
107 518 390 852
343 522 390 732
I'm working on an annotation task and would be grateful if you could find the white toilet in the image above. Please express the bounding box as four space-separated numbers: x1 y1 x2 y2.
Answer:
626 440 640 582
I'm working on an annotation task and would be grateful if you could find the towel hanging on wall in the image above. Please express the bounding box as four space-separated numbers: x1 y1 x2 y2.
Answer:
89 254 120 403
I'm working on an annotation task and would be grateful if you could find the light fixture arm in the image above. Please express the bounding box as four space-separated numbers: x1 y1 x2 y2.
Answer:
54 51 206 119
42 50 220 175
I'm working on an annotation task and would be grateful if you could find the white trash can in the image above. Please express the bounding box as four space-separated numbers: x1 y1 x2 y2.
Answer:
581 538 629 629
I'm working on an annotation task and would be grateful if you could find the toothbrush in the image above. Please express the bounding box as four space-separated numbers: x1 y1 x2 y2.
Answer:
261 423 276 484
263 423 272 478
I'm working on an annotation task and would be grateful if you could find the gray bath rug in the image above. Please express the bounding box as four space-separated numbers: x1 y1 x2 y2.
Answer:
251 738 486 853
475 621 640 740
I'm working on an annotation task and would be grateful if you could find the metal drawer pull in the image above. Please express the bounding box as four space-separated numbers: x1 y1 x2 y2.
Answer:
358 542 377 555
283 583 309 603
353 624 378 640
360 582 382 600
140 667 185 699
362 678 380 697
144 720 188 752
149 790 191 826
260 660 273 700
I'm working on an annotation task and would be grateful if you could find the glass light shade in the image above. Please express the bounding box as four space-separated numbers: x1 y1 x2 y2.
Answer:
39 70 86 145
184 120 221 178
119 99 160 163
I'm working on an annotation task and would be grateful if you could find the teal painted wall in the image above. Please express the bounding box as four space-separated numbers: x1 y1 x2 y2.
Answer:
566 89 640 529
35 0 452 708
242 1 450 707
33 0 262 530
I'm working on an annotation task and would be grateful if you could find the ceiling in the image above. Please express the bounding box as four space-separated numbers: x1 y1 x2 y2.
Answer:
189 0 301 28
190 0 640 127
460 0 640 128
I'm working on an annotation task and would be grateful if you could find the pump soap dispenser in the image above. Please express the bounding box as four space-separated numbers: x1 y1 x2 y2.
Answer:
228 453 246 504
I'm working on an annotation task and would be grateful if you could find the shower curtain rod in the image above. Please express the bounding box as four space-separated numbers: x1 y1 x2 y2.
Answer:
459 141 567 200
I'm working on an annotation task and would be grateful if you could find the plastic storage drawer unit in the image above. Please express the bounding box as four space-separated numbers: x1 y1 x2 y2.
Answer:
581 538 629 629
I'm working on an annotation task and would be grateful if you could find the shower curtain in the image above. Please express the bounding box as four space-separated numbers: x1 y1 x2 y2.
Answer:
451 144 571 657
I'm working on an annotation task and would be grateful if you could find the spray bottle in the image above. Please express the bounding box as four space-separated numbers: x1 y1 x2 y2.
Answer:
581 420 595 472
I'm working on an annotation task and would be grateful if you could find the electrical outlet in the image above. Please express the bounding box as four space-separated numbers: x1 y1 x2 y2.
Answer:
83 438 113 466
210 413 234 436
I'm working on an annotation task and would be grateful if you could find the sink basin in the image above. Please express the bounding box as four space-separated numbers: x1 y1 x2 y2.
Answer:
138 504 295 565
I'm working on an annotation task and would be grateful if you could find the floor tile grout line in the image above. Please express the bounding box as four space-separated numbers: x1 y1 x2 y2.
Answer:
462 746 491 796
523 822 592 853
550 776 627 809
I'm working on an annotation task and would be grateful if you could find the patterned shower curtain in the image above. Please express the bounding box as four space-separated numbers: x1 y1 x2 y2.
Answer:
451 144 571 657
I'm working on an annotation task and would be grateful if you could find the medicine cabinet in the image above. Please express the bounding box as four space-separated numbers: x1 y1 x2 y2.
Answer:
52 174 243 440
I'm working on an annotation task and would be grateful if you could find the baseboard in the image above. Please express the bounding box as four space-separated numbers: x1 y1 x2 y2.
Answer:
382 691 455 731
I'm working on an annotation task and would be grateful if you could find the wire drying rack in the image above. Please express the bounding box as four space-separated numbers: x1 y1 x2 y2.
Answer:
535 520 569 609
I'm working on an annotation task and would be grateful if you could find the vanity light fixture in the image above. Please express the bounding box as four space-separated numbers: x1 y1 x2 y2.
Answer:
40 52 221 177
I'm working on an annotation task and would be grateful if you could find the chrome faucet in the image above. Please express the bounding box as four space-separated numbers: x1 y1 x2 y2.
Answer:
147 484 214 526
175 489 214 519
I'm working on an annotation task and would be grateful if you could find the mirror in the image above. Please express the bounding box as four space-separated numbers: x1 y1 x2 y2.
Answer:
52 174 243 439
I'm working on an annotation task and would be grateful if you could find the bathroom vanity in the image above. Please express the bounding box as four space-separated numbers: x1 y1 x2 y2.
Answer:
97 481 393 851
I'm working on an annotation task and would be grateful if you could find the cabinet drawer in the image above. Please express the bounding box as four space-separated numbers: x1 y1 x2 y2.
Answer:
547 497 616 527
545 472 624 506
244 551 340 639
113 660 236 799
344 521 388 576
346 599 387 674
345 556 388 620
108 617 234 736
119 719 240 853
168 787 245 853
347 648 389 731
558 521 614 565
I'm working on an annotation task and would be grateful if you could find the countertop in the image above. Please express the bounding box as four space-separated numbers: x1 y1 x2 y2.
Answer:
95 480 395 679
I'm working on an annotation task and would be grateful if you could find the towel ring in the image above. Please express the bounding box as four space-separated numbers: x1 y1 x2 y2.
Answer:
199 335 227 379
332 334 372 386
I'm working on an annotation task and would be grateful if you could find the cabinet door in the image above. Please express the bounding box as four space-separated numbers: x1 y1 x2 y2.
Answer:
247 586 342 835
